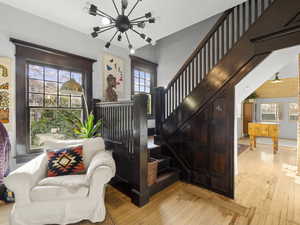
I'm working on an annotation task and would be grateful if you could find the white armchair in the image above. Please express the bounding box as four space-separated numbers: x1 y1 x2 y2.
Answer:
4 138 116 225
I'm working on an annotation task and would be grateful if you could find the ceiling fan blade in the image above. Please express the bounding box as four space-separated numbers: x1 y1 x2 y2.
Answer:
122 0 128 9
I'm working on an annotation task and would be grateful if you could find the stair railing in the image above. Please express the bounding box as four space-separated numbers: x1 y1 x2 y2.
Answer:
162 0 275 121
94 93 150 206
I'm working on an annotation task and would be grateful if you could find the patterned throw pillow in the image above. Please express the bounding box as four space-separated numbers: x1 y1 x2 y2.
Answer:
47 145 86 177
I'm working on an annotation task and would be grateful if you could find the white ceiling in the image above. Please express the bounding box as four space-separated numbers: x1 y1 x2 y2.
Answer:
0 0 246 49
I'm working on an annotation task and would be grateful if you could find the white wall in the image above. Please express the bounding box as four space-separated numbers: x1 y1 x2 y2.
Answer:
0 3 131 168
234 45 300 175
136 14 221 87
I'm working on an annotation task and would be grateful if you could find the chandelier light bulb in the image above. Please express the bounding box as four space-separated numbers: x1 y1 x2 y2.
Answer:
130 48 135 55
102 17 111 26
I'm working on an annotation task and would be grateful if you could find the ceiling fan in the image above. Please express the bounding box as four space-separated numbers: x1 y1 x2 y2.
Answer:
88 0 156 54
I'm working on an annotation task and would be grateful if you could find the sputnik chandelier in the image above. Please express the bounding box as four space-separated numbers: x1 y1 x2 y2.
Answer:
88 0 156 54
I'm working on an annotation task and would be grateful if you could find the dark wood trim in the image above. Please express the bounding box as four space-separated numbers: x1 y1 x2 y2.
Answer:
130 55 158 119
13 40 95 162
10 38 97 63
129 55 158 67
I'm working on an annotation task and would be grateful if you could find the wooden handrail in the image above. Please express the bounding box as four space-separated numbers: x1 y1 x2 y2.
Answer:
162 0 276 120
165 9 233 91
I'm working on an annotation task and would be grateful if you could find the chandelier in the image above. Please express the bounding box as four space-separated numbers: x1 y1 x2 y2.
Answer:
88 0 156 54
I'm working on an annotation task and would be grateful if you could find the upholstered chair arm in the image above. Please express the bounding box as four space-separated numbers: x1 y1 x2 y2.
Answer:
4 154 48 206
87 151 115 199
86 151 116 181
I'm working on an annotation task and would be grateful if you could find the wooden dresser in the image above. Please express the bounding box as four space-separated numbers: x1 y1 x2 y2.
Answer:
248 122 279 154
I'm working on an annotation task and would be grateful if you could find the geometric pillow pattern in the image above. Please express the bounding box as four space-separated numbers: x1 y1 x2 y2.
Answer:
46 145 86 177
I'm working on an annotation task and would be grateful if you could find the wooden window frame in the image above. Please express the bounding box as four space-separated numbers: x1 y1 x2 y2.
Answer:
11 38 96 163
130 56 157 119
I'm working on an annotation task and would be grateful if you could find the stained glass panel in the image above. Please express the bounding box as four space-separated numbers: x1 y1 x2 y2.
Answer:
45 95 57 107
29 93 43 107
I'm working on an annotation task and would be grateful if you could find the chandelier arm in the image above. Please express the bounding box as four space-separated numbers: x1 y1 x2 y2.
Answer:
99 24 115 30
130 15 146 22
96 11 115 21
130 28 142 36
112 0 120 15
127 0 141 17
125 32 132 46
98 26 115 34
109 30 119 43
131 20 150 24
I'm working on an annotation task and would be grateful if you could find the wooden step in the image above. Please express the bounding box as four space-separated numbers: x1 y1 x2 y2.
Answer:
149 168 180 196
150 153 171 173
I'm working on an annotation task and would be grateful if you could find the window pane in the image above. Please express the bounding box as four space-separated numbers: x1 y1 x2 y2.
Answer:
289 103 298 121
45 81 57 94
59 70 70 83
145 87 150 93
134 85 140 92
30 109 82 150
45 95 57 107
140 71 145 79
262 114 276 121
261 103 278 121
28 65 43 80
261 104 277 114
140 86 145 92
29 93 43 107
135 78 139 84
134 70 139 77
45 67 58 82
71 96 82 108
146 80 151 86
59 95 70 107
139 79 145 86
145 73 151 80
29 79 43 93
71 72 82 84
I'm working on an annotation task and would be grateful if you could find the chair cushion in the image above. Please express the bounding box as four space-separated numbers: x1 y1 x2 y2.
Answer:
46 145 86 177
31 185 89 202
44 137 105 167
38 174 88 188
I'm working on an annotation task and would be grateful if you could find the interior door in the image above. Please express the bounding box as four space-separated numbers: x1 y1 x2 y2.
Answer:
243 103 253 136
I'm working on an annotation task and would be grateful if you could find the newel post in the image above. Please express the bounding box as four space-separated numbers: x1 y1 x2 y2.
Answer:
132 93 149 206
154 87 165 136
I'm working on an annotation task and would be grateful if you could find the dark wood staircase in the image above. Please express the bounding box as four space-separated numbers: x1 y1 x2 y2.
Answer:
154 0 300 199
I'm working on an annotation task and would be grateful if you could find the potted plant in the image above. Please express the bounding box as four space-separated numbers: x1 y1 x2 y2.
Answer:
60 79 102 138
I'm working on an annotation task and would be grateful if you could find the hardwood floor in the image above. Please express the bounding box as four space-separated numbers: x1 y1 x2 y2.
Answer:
1 141 300 225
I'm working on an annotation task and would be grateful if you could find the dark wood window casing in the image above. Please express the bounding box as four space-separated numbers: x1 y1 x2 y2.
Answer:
130 56 157 118
11 38 96 163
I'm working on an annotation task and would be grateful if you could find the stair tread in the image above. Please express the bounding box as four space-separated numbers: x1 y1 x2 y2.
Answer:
149 168 180 196
156 169 179 183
